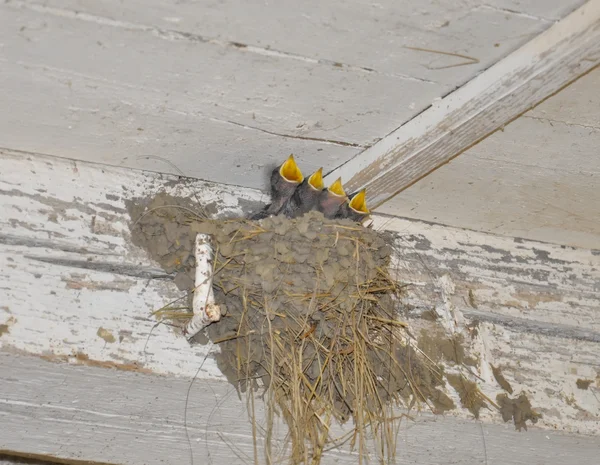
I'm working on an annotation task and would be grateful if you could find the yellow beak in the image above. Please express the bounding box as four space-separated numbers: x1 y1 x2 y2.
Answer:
328 177 346 197
308 168 324 190
280 154 304 183
349 189 369 214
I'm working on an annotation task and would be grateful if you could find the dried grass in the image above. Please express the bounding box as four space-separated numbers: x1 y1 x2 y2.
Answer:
185 212 445 465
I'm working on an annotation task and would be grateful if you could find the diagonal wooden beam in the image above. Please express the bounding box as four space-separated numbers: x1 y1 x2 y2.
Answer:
324 0 600 209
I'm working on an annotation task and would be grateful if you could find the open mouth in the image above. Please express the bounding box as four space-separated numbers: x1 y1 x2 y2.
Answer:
308 168 324 190
349 189 369 213
328 178 346 197
280 155 304 183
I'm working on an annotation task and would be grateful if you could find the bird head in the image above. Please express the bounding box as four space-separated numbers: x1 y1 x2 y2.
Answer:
308 168 324 191
279 154 304 184
349 189 369 215
328 177 346 198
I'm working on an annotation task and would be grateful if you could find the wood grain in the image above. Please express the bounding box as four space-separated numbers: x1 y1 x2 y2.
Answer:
1 150 598 437
326 0 600 208
0 147 266 380
0 0 565 188
1 353 599 465
378 66 600 249
10 0 558 84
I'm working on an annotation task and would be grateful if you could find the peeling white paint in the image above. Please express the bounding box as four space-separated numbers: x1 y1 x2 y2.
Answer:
1 151 599 435
0 149 264 380
435 274 464 334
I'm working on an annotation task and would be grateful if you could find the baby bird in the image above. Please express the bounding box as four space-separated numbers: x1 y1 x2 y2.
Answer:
317 178 347 219
281 168 324 218
251 155 304 219
336 189 370 223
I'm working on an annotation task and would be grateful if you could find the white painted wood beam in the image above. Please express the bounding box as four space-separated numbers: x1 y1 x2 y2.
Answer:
324 0 600 208
1 150 598 441
1 353 599 465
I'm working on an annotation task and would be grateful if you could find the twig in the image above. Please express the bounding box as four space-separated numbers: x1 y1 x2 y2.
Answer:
183 234 221 338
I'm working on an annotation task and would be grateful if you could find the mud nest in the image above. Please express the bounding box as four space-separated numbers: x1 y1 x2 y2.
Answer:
129 195 451 464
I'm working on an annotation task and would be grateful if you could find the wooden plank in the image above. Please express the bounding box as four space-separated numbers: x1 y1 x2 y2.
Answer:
0 58 358 189
526 63 600 128
11 0 558 85
377 115 600 250
325 0 600 208
373 215 600 435
1 150 598 436
0 0 567 188
1 352 599 465
0 147 267 380
489 0 586 20
377 66 600 249
0 0 439 182
371 216 600 335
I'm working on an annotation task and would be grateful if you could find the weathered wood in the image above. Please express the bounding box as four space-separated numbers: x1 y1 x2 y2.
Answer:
326 0 600 208
373 216 600 335
378 67 600 250
490 0 586 20
1 150 598 437
371 214 600 434
7 0 559 84
1 352 599 465
0 148 267 380
0 0 566 188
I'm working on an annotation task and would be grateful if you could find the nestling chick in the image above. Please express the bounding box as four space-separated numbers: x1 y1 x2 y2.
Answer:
336 189 370 223
250 155 304 219
317 178 347 219
281 168 324 218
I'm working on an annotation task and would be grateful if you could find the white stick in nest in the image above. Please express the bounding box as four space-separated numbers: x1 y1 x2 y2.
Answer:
183 233 221 338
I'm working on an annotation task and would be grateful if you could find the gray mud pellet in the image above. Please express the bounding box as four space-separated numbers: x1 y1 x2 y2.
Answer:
154 235 170 257
295 253 309 264
363 254 375 270
287 230 302 242
174 271 194 291
275 242 290 255
256 263 277 279
262 279 278 294
322 265 336 288
280 253 296 264
320 320 335 339
164 222 180 242
178 250 190 265
379 245 392 259
252 244 273 256
337 243 351 256
274 223 289 235
302 229 318 240
141 223 158 235
339 257 352 269
221 223 240 235
332 282 346 296
307 360 320 380
219 242 235 257
260 232 274 242
296 220 309 234
367 268 378 281
314 248 329 264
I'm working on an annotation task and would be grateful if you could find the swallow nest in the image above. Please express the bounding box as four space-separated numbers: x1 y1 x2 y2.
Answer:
188 211 425 464
130 195 443 465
